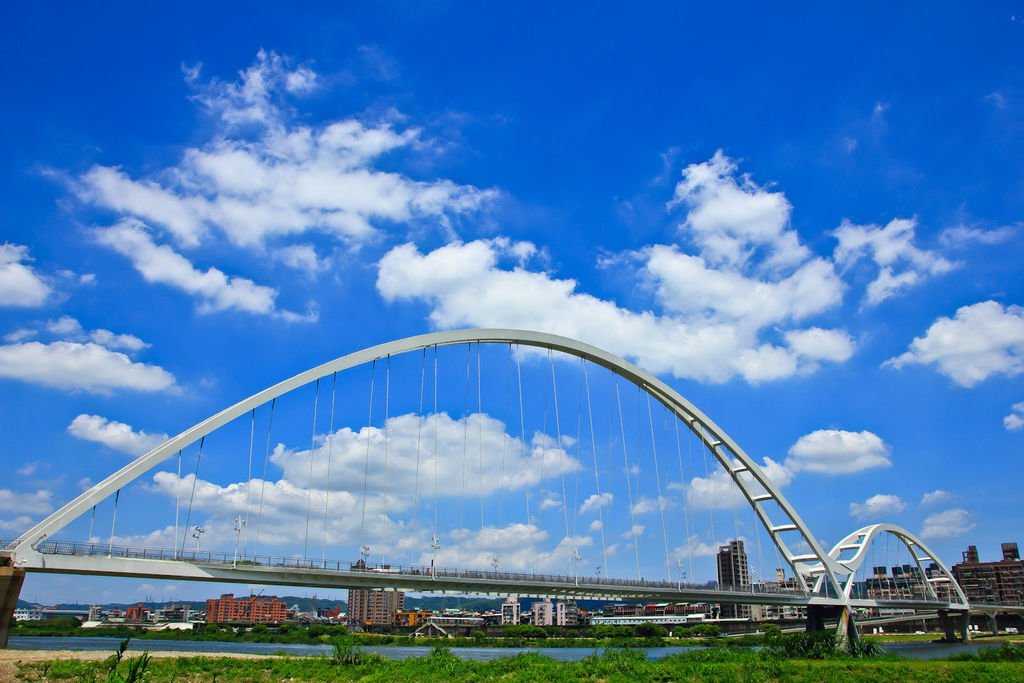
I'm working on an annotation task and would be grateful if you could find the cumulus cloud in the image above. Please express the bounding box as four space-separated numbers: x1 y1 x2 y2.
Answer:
75 50 494 252
1005 402 1024 431
849 493 906 520
580 492 613 514
0 243 52 307
0 341 176 393
920 490 957 506
920 508 975 540
667 150 808 270
269 412 580 497
833 218 957 305
885 301 1024 387
45 316 149 352
67 414 169 456
377 151 855 385
0 488 53 515
786 429 891 475
95 219 314 321
378 242 852 385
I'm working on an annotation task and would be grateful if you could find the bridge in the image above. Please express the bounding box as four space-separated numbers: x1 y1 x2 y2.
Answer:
0 329 1015 646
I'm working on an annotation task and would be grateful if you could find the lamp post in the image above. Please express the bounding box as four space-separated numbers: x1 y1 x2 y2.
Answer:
677 558 685 590
192 525 204 553
233 516 245 567
430 535 440 579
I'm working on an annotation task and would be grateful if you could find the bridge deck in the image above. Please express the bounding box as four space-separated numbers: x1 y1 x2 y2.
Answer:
2 538 967 611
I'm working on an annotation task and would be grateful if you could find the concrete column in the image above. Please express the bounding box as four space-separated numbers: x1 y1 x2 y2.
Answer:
0 566 26 649
987 613 999 637
938 609 971 642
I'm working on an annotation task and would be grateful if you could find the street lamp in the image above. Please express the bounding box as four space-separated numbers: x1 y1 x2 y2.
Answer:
360 544 371 565
192 525 204 553
232 516 246 567
430 536 441 580
491 557 499 573
677 558 685 590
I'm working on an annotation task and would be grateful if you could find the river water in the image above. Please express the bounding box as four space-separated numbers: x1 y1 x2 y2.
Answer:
7 636 1000 661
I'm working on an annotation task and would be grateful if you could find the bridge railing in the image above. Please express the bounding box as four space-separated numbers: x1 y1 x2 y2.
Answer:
1 537 811 597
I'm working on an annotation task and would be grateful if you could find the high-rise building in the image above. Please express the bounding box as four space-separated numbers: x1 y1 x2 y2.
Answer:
347 588 405 627
717 539 751 619
206 594 288 624
952 542 1024 606
501 595 521 625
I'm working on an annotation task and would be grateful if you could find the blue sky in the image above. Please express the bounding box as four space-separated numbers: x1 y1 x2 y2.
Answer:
2 3 1023 604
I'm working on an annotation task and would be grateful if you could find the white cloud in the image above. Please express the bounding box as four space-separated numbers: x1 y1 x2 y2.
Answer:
849 493 906 520
46 316 149 352
920 490 957 506
95 219 315 321
631 495 673 515
67 414 169 456
377 151 855 385
885 301 1024 387
0 515 36 533
3 328 37 343
76 51 494 252
920 508 975 540
622 524 645 540
378 240 852 385
786 429 891 475
0 341 176 394
580 492 613 514
588 519 603 532
672 534 724 559
269 412 580 498
667 150 808 270
1005 402 1024 431
833 218 957 305
538 494 562 511
16 462 40 476
0 243 52 307
939 224 1015 247
0 488 53 515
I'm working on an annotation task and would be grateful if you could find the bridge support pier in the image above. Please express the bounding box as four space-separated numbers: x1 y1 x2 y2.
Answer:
938 609 970 642
985 612 999 637
0 565 26 649
805 605 858 645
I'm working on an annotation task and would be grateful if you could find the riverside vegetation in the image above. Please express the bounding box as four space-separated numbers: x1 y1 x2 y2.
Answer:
12 635 1024 682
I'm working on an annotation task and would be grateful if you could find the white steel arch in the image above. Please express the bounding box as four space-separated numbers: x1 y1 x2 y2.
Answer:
7 328 846 596
820 523 968 607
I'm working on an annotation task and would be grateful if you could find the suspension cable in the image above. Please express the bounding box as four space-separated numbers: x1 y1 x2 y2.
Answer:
411 349 426 549
582 361 608 578
548 349 572 574
174 449 182 558
698 422 719 587
107 489 120 555
88 504 96 544
303 378 321 560
432 346 439 561
571 357 585 581
615 381 641 580
254 399 275 555
458 344 471 568
243 410 255 557
358 360 377 563
179 436 205 556
496 343 512 568
514 344 536 572
673 416 695 585
646 394 672 582
477 344 485 540
322 372 337 568
381 355 391 565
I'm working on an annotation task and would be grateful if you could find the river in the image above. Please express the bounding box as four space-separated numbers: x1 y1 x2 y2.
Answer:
6 636 1001 661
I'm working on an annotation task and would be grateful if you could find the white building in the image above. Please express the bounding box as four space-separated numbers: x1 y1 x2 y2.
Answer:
13 607 44 621
531 597 553 626
501 595 520 625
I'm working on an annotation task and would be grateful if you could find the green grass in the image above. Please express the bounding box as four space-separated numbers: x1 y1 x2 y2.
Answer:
16 646 1024 682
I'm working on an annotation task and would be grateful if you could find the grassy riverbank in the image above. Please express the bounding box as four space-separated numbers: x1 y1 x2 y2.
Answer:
12 646 1024 682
